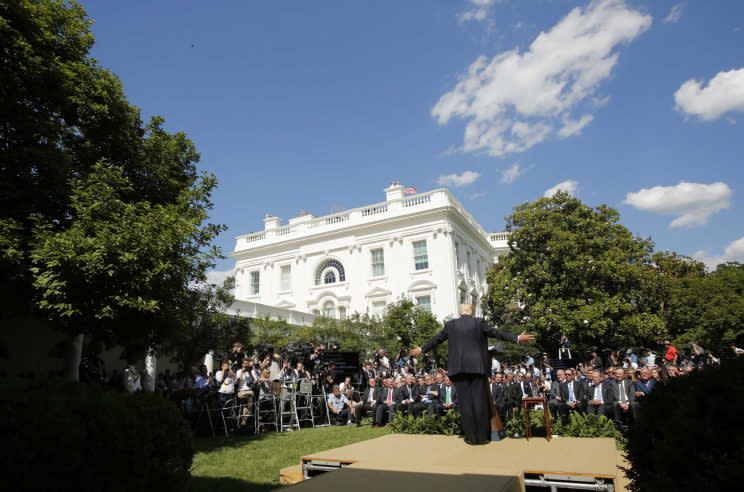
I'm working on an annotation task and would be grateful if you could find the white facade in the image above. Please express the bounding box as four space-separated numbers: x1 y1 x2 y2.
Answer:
230 183 509 323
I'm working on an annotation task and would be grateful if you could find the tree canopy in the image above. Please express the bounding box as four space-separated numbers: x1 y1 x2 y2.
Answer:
1 1 223 359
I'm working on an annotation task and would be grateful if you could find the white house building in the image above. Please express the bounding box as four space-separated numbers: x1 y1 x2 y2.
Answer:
230 183 509 324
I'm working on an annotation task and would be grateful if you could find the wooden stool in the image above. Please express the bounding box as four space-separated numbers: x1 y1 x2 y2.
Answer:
522 396 552 441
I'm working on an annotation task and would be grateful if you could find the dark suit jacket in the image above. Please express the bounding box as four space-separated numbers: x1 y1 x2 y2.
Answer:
560 380 585 404
361 386 382 405
490 383 506 406
377 386 397 405
439 383 457 405
586 381 617 405
421 315 518 377
614 379 636 404
396 384 419 403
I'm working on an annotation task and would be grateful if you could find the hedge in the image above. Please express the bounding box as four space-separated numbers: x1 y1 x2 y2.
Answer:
626 359 744 491
0 380 194 491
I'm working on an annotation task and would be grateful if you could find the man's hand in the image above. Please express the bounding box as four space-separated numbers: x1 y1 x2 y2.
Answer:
634 391 644 398
517 332 536 344
409 346 422 357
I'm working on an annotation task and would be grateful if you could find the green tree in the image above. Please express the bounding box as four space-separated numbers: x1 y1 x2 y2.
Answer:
484 192 665 355
379 299 446 365
665 263 744 352
164 277 251 370
1 1 225 379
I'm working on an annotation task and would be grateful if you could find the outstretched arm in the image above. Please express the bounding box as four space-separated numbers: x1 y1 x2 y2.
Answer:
410 323 449 357
482 319 535 344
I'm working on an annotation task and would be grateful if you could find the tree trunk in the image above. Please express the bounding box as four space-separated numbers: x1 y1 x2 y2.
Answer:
144 349 157 392
64 332 84 382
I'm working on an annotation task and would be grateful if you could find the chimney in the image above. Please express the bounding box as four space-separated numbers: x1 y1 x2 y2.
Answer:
384 181 405 201
263 213 281 230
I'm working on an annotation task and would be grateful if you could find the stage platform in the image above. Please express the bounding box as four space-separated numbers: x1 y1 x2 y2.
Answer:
279 434 621 491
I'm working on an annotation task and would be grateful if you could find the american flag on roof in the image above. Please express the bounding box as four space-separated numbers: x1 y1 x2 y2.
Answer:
404 186 417 195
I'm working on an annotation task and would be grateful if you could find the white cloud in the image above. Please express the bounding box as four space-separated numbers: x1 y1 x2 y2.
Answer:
434 0 651 157
694 236 744 269
624 181 732 228
499 162 522 184
663 4 682 24
465 192 487 200
437 170 481 187
558 114 594 138
544 180 579 197
458 0 496 23
205 268 234 287
674 68 744 121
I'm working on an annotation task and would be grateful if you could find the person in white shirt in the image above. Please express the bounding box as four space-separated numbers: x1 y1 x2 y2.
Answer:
491 356 501 375
217 363 235 405
235 359 256 421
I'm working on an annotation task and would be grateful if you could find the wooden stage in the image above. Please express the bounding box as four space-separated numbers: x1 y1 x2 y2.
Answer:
279 434 620 491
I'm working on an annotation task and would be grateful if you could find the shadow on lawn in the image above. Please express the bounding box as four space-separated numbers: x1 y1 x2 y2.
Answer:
190 475 277 492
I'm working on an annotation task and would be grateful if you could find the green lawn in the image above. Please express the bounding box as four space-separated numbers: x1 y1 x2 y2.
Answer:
191 425 391 492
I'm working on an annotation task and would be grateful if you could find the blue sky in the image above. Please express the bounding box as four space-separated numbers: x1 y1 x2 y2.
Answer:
80 0 744 274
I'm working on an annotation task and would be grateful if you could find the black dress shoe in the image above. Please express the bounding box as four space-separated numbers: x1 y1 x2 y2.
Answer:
464 439 476 445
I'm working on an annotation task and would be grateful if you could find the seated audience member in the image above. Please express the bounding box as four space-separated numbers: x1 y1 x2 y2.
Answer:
634 368 657 400
412 374 440 417
514 372 534 400
547 369 566 418
356 377 382 426
586 370 616 417
375 377 398 425
612 368 638 424
396 374 418 416
438 375 457 417
561 369 585 414
327 385 351 425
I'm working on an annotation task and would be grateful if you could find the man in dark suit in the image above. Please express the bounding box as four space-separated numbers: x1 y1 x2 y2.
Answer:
411 304 534 445
586 370 616 417
396 374 419 416
375 377 398 425
490 373 506 422
547 369 566 419
438 375 458 416
561 368 585 415
355 377 382 426
612 368 638 423
412 374 440 417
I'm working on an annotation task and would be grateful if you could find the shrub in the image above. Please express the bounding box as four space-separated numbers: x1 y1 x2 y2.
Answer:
504 408 548 437
625 360 744 491
390 411 462 435
552 412 625 443
0 380 194 491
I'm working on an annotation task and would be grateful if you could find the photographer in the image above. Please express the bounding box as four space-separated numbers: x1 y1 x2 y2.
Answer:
295 362 310 380
228 341 247 371
278 359 297 383
235 359 256 422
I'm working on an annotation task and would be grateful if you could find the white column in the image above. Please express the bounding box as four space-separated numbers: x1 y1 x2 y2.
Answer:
64 333 84 382
204 350 215 374
144 350 157 392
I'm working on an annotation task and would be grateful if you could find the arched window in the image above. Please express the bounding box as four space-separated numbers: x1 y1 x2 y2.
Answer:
322 301 336 318
314 259 346 285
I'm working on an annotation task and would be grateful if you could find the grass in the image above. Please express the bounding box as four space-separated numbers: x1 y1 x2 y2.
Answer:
190 425 391 491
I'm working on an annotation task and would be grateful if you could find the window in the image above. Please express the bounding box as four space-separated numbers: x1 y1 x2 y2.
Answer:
371 301 386 318
249 271 260 295
322 301 336 318
314 259 346 285
459 289 467 304
416 295 432 312
467 251 472 276
280 265 291 291
413 240 429 270
371 248 385 277
339 306 347 320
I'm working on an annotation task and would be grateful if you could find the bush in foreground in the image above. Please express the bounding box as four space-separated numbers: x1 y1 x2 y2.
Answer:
1 380 194 491
390 411 462 435
626 360 744 491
